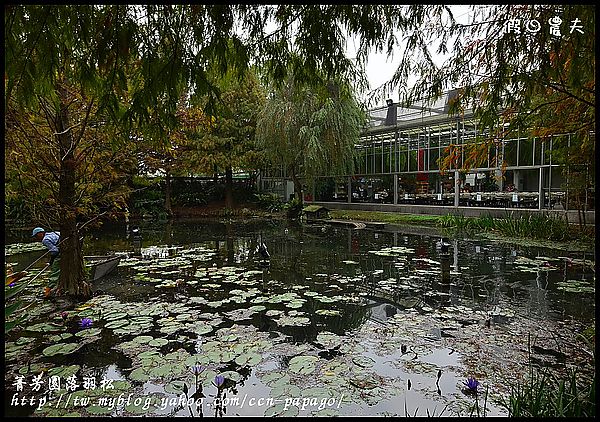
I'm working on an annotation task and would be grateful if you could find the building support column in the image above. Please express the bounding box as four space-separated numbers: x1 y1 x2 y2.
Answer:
347 176 352 204
538 167 544 210
454 170 460 207
393 174 398 205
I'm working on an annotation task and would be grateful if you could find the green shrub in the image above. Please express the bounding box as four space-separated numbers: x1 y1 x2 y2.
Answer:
283 197 303 219
254 193 283 212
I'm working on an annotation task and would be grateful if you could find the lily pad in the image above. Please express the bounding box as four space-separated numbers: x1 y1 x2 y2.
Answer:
105 319 129 329
235 352 262 367
315 309 341 316
352 355 375 368
75 328 102 337
275 315 311 327
19 362 51 375
49 333 74 342
164 380 188 394
132 335 155 344
188 321 214 335
219 370 242 383
148 338 169 347
48 365 80 378
288 355 319 374
42 343 82 357
270 382 302 399
316 332 343 349
264 403 300 417
27 322 64 333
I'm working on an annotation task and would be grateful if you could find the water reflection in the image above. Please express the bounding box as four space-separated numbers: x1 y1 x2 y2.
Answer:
4 219 595 417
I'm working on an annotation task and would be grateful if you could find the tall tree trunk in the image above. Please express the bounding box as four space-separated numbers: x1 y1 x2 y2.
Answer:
291 172 304 207
225 165 234 209
56 82 90 298
165 169 173 218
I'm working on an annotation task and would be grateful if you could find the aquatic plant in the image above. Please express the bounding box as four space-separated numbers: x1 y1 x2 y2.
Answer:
191 364 205 375
79 317 93 329
214 375 225 388
502 369 595 417
438 212 574 241
500 332 595 417
464 376 480 393
494 213 571 241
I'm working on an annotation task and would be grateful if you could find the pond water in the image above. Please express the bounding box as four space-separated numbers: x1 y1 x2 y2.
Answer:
4 219 595 417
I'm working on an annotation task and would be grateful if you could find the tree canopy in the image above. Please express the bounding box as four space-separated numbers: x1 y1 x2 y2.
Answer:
256 72 366 203
375 5 594 152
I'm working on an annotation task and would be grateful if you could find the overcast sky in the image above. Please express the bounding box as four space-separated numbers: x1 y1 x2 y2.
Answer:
349 5 475 105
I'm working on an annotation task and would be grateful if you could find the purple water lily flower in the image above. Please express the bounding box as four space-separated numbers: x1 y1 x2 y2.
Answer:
191 364 205 375
60 311 69 320
79 317 93 329
214 375 225 388
8 282 16 287
464 376 480 392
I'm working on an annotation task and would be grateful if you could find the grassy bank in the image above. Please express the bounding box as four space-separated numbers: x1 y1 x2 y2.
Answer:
327 209 594 244
329 210 441 226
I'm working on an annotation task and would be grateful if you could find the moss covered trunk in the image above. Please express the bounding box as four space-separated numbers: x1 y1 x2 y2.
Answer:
56 82 91 299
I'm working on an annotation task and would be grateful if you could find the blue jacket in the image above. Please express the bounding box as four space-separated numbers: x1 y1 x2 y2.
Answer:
42 231 60 257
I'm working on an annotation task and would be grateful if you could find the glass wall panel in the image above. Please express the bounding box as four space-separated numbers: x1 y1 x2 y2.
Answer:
519 138 534 167
350 176 391 203
397 174 417 196
503 139 518 167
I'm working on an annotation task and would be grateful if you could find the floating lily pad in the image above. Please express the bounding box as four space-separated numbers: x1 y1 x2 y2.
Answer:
556 280 595 293
148 338 169 347
235 352 262 367
188 322 214 335
275 315 311 327
49 333 74 342
260 371 289 386
264 403 300 417
316 332 343 350
270 382 302 399
124 396 159 414
16 336 36 345
352 355 375 368
288 355 319 374
219 370 242 383
43 343 81 357
315 309 341 316
164 380 188 394
132 335 155 344
19 362 51 375
75 328 102 337
105 319 129 329
27 322 64 333
48 365 80 378
86 405 113 415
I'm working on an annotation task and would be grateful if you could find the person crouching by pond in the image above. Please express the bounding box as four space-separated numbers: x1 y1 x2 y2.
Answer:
32 227 60 297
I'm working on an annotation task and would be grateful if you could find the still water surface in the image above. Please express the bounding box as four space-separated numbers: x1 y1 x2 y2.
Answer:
4 219 595 417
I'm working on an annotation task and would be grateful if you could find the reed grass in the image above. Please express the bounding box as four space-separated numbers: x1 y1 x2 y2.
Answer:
502 368 595 417
438 212 574 241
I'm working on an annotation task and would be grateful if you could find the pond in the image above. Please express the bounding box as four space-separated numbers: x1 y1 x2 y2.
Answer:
4 219 596 417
